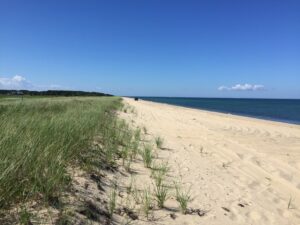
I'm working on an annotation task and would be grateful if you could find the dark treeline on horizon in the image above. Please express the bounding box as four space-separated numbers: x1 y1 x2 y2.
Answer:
0 89 112 97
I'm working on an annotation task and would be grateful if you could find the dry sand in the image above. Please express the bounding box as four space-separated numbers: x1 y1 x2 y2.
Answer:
122 97 300 225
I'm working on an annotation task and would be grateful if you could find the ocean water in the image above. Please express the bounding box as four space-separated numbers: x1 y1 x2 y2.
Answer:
137 97 300 125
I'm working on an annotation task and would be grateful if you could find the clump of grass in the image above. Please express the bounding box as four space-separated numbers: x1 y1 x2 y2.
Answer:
124 159 132 172
141 145 154 168
130 128 141 159
134 128 141 141
117 120 132 147
118 127 143 172
143 126 147 134
174 182 192 214
143 126 148 134
131 139 139 160
56 210 74 225
121 146 129 165
108 183 117 218
153 182 168 208
155 136 164 149
122 104 136 114
130 106 136 114
152 168 169 208
123 104 129 113
121 146 133 172
19 206 33 225
132 187 142 205
151 161 169 178
141 187 153 219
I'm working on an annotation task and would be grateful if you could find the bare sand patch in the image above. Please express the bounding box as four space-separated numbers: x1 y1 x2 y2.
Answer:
121 97 300 225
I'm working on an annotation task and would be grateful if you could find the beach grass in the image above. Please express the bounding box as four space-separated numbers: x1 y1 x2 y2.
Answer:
141 187 152 219
108 183 117 218
174 182 192 214
1 96 200 223
0 96 123 208
151 161 169 177
152 166 169 208
155 136 164 149
141 144 154 168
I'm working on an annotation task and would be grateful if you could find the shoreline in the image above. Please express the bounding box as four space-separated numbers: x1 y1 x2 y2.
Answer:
132 97 300 127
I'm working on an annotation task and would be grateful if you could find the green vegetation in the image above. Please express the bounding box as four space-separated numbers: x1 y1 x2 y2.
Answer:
174 182 192 214
122 146 133 172
142 126 147 135
152 166 169 208
122 104 136 114
153 181 169 209
0 89 111 96
134 128 141 142
141 144 154 168
151 161 169 178
0 95 196 222
155 136 164 149
19 206 33 225
0 96 122 208
108 183 117 218
141 187 152 219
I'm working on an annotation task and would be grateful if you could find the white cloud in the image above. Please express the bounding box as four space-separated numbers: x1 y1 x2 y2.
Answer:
0 75 64 90
12 75 26 82
0 75 34 90
218 83 265 91
218 86 230 91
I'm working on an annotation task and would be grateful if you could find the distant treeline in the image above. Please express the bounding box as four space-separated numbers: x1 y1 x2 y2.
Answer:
0 89 112 97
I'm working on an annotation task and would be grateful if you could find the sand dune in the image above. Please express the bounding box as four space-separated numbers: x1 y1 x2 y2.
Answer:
122 97 300 225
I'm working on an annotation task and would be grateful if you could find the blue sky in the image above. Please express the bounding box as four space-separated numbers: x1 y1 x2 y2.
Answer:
0 0 299 98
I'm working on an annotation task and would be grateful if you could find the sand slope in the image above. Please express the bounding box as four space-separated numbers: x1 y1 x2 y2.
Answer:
123 97 300 225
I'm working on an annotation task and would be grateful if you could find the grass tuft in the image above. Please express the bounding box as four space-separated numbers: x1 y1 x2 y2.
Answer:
108 183 117 218
141 187 153 219
152 168 169 208
155 136 164 149
141 145 154 168
143 126 147 135
19 206 33 225
151 161 169 178
174 182 192 214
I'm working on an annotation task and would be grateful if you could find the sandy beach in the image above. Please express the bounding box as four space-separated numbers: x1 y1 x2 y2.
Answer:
121 97 300 225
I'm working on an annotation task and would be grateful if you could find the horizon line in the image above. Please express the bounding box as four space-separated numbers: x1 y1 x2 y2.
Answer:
126 96 300 100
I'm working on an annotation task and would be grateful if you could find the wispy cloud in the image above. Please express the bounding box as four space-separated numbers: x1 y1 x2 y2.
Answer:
0 75 34 90
0 75 63 90
218 83 265 91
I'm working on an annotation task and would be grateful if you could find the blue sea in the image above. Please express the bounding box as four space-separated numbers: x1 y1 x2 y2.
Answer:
137 97 300 125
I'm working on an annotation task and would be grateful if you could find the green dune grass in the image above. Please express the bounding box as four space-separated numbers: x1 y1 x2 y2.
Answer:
0 96 122 208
